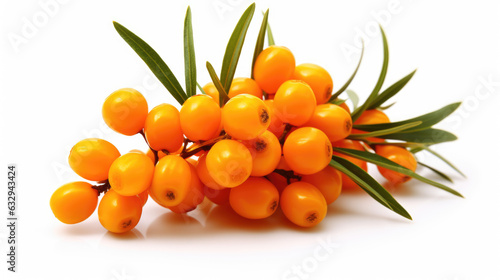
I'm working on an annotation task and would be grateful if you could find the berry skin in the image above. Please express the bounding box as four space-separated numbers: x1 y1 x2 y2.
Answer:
274 80 316 126
339 101 351 114
180 95 221 141
229 177 279 219
331 140 368 190
206 139 253 188
266 156 299 194
108 152 154 196
253 46 296 93
150 155 192 207
375 145 417 185
204 186 231 205
50 182 98 224
292 63 333 104
352 109 390 143
98 189 142 233
144 104 184 153
280 182 327 227
137 190 149 206
304 103 352 143
242 130 281 176
263 100 286 139
222 94 270 140
202 82 220 105
228 77 263 99
283 127 333 175
168 160 205 214
102 88 148 136
68 138 121 181
196 153 226 190
301 166 342 204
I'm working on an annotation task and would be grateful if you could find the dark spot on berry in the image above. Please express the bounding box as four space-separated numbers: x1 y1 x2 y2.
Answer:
166 191 176 200
326 141 332 157
345 119 352 132
122 219 132 229
255 139 267 152
325 86 332 98
260 108 269 124
306 212 318 223
269 200 278 212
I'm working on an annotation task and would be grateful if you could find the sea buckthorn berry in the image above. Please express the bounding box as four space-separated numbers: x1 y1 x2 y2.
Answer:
280 182 327 227
301 166 342 204
108 152 154 196
206 139 252 188
50 182 98 224
242 130 281 176
137 190 149 206
304 103 352 143
283 127 332 175
98 189 142 233
375 145 417 185
292 63 333 104
102 88 148 136
228 77 263 99
332 140 368 190
253 46 296 94
222 94 270 140
144 104 184 153
339 101 351 114
146 149 169 163
68 138 120 181
150 155 191 207
196 153 226 190
180 95 221 141
168 160 205 214
274 80 316 126
352 109 390 143
202 82 220 105
266 156 299 194
263 100 286 138
229 177 279 219
204 186 231 205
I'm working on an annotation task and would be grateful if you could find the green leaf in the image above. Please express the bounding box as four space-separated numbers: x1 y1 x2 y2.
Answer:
266 16 275 46
353 102 462 133
206 61 229 106
417 162 454 183
220 3 255 93
346 90 360 110
196 82 207 95
379 128 457 144
251 9 269 79
368 70 417 109
330 156 412 220
183 6 196 98
348 121 422 140
378 102 396 110
329 40 365 101
330 98 346 106
419 147 466 178
113 21 187 105
351 26 389 121
333 148 463 197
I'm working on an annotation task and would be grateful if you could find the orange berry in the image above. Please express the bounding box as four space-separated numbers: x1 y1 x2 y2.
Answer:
283 127 332 175
204 186 231 205
228 77 263 99
229 177 279 219
266 156 299 194
222 94 270 140
196 153 226 190
180 95 221 141
301 166 342 204
280 182 327 227
98 189 142 233
108 152 154 196
375 145 417 185
206 139 252 188
102 88 148 136
304 103 352 142
50 182 98 224
292 63 333 104
146 149 169 163
150 155 191 207
242 130 281 176
274 80 316 126
68 138 120 181
202 82 220 105
168 160 205 214
331 140 368 190
253 46 295 93
137 190 149 206
352 109 390 143
263 100 286 139
339 101 351 114
144 104 184 153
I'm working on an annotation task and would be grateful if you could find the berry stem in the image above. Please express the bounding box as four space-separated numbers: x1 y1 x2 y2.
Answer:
92 180 111 196
273 169 301 184
180 134 230 159
139 129 159 163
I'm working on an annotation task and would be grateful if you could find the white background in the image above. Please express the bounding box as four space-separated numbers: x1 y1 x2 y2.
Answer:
1 0 500 279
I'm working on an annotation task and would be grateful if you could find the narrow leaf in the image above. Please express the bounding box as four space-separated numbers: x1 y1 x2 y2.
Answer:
368 69 417 109
266 17 275 46
251 9 269 79
183 6 196 98
330 98 346 106
346 90 360 110
348 121 422 140
197 82 207 95
206 61 229 106
333 148 463 197
329 40 365 101
113 21 187 105
330 156 412 220
417 162 454 183
379 128 457 144
351 26 389 121
220 3 255 93
422 147 466 178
